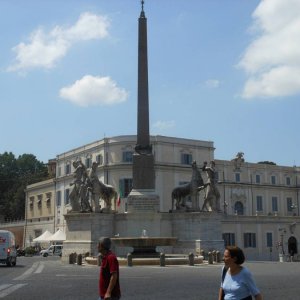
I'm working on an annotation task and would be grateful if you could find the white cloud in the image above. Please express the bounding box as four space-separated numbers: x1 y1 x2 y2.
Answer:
59 75 128 107
152 120 175 132
238 0 300 98
7 12 110 73
204 79 220 89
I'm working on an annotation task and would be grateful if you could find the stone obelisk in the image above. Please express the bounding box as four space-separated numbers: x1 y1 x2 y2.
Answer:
127 0 159 213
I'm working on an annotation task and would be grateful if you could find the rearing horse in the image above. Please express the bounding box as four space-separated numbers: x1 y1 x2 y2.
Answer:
171 161 204 210
88 162 118 211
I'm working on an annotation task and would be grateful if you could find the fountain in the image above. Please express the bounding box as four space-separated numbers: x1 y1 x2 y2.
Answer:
111 230 178 257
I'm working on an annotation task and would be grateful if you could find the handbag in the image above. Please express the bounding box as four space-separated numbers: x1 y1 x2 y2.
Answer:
221 266 228 300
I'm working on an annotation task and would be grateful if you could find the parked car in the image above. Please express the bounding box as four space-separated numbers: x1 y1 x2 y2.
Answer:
0 230 17 267
40 245 63 257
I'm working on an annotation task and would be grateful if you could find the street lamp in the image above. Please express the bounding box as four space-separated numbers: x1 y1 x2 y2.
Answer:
278 227 286 262
223 201 228 214
291 203 298 216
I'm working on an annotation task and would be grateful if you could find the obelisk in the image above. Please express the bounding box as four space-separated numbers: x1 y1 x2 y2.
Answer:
127 0 159 213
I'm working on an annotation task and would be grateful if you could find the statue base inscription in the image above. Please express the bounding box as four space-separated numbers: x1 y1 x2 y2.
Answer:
127 189 160 213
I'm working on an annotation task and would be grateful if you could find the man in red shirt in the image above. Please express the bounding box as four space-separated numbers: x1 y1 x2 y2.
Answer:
98 237 121 300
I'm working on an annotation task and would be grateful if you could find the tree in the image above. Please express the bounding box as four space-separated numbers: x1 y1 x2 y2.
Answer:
0 152 49 221
257 161 276 166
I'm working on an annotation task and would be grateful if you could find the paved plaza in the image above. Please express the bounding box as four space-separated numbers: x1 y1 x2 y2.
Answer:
1 256 299 299
121 261 300 299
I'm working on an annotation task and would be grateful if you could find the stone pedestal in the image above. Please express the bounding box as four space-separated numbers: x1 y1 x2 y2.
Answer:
62 211 224 262
127 189 160 213
61 212 114 263
132 154 155 189
171 211 224 255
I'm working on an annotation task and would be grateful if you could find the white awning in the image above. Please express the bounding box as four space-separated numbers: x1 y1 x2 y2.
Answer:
48 229 66 242
33 230 53 242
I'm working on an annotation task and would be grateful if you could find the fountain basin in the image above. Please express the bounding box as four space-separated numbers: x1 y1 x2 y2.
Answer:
111 237 178 257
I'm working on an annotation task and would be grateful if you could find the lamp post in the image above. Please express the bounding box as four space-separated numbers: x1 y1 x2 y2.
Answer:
291 203 298 216
278 227 286 262
223 201 228 215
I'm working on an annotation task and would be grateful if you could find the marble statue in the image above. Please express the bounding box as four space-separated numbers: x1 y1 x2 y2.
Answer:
200 161 221 212
88 162 118 212
69 160 118 213
69 160 92 212
88 162 101 212
232 152 245 170
172 161 204 211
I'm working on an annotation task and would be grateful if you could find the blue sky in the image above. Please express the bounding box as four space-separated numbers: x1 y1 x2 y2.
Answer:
0 0 299 167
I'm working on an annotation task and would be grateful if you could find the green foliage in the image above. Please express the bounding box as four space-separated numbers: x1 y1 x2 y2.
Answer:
25 246 36 256
0 152 49 221
257 161 276 165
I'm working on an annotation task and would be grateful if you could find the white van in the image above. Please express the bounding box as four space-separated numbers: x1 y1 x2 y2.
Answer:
40 245 63 257
0 230 17 267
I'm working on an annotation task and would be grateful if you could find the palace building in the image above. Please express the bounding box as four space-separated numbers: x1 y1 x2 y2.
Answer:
24 134 300 261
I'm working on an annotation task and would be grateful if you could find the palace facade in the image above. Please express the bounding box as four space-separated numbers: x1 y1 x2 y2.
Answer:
24 135 300 261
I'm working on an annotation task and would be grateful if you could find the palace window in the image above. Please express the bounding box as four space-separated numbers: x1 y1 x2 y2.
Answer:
119 178 133 197
244 233 256 248
56 191 61 206
181 153 193 165
85 156 92 169
287 197 293 212
255 174 261 184
234 201 244 215
256 196 263 212
96 154 103 165
271 197 278 212
65 189 70 205
65 163 71 175
215 172 219 182
223 233 235 247
235 173 240 182
286 177 291 186
271 175 276 185
266 232 273 248
123 151 133 163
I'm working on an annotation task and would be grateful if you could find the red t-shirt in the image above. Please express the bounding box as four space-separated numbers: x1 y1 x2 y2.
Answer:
99 251 121 299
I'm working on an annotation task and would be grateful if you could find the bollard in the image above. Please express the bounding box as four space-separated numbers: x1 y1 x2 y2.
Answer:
97 254 102 266
208 252 213 264
160 253 165 267
212 250 217 262
127 253 133 267
216 251 221 263
201 250 207 260
188 252 194 266
69 253 74 264
77 254 82 265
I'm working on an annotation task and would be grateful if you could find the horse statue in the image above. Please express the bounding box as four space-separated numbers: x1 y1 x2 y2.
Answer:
171 161 204 211
88 162 101 212
88 162 118 212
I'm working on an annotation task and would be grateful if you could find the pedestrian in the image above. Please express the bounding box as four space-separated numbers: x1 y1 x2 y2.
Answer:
218 246 262 300
98 237 121 300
